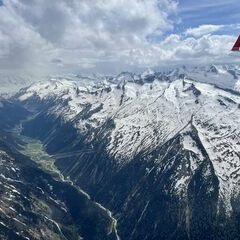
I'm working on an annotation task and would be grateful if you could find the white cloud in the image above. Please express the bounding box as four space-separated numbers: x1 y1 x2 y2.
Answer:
0 0 238 74
0 0 178 73
185 24 224 37
121 34 236 68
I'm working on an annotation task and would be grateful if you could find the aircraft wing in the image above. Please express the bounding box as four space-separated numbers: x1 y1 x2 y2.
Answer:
232 35 240 51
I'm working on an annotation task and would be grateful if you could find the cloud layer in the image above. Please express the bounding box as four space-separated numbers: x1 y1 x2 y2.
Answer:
185 25 224 37
0 0 238 74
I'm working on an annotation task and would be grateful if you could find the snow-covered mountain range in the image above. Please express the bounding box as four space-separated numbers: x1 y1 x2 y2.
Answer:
11 64 240 239
170 64 240 91
0 64 239 96
0 72 48 97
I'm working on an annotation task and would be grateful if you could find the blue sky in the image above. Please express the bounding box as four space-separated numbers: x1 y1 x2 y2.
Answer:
178 0 240 31
0 0 239 74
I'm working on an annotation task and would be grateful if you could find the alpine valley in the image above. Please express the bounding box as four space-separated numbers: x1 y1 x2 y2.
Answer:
0 64 240 240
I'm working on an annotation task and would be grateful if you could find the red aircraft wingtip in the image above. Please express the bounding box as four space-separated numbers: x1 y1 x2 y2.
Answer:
232 47 240 51
231 35 240 51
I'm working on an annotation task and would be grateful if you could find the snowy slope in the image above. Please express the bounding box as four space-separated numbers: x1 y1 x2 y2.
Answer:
17 72 240 217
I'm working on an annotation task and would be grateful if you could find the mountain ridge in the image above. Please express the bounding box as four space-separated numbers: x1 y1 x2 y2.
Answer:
11 70 240 239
